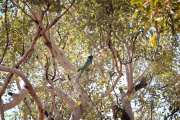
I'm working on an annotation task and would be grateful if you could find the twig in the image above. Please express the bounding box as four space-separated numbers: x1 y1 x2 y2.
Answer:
10 0 34 20
107 25 122 76
101 75 122 98
46 0 75 30
164 107 180 120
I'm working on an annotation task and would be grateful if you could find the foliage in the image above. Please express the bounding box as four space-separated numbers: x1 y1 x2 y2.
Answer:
0 0 179 120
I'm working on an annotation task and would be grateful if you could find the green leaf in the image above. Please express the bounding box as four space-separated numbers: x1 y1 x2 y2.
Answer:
150 0 158 7
130 0 143 5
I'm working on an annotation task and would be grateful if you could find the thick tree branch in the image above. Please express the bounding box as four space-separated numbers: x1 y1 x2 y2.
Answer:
47 86 76 110
125 43 133 94
0 31 40 98
42 28 75 72
125 63 133 94
0 98 5 120
69 106 82 120
2 90 27 111
47 80 85 120
16 77 36 120
0 65 44 120
12 0 75 72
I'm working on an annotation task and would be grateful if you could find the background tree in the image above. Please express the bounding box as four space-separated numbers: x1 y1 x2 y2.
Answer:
0 0 179 120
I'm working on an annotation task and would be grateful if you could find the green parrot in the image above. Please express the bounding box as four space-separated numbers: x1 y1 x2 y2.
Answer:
78 55 93 74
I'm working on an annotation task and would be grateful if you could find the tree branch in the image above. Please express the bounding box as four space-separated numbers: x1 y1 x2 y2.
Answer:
101 75 122 98
0 98 5 120
47 86 76 110
0 65 44 120
0 0 9 64
10 0 34 20
42 28 75 72
2 90 27 111
0 30 40 98
46 0 75 31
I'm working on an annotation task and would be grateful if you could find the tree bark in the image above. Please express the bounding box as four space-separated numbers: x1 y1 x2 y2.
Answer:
69 107 82 120
0 98 5 120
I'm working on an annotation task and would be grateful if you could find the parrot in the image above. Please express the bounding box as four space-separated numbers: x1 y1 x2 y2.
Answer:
149 33 158 48
147 27 158 48
78 55 93 74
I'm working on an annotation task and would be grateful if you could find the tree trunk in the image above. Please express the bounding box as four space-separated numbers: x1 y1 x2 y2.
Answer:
122 98 134 120
69 107 82 120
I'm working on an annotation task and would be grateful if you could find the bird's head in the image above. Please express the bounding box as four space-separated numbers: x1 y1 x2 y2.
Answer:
88 55 93 60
